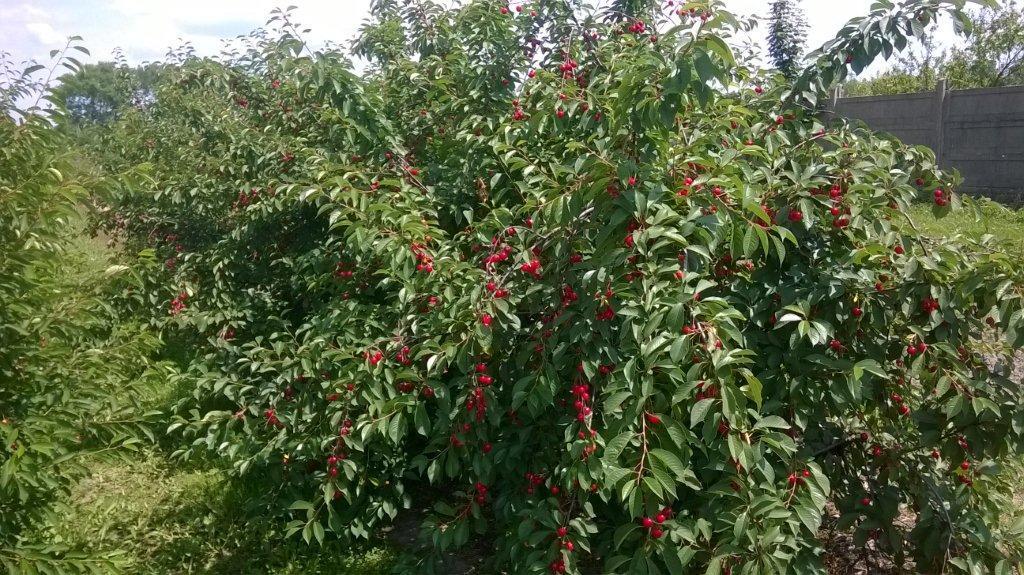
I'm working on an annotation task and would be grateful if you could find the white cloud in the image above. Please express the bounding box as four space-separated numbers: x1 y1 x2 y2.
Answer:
25 21 64 45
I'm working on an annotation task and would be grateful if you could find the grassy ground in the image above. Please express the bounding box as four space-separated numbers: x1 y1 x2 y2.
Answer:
909 197 1024 254
33 454 395 574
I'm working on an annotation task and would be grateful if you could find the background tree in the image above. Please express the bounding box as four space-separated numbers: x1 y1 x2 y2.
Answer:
767 0 808 79
50 61 161 125
944 0 1024 88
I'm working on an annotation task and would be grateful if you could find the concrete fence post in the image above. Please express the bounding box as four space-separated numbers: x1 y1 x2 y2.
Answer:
826 87 841 127
934 79 949 165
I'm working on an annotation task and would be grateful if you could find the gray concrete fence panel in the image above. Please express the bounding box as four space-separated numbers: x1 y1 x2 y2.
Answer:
829 82 1024 205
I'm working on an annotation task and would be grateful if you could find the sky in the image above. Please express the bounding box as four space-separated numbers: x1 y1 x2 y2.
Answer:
0 0 954 77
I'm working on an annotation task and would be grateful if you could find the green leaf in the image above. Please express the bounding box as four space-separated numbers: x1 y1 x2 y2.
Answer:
690 398 716 428
603 431 634 462
650 448 688 481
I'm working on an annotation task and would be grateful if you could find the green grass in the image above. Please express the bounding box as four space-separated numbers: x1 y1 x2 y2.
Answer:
908 197 1024 254
31 453 395 574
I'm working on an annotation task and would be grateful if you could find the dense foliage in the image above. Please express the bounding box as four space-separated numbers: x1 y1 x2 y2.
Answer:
49 0 1024 573
0 45 164 574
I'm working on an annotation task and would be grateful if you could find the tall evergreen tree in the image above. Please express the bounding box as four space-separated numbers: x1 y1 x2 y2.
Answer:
767 0 808 79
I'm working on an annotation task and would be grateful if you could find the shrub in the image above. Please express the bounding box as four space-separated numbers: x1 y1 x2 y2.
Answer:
1 47 164 573
94 1 1024 573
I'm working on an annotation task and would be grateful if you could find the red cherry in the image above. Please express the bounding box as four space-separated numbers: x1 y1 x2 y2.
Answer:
860 497 871 506
802 469 811 478
644 413 661 425
556 526 568 538
641 517 654 528
852 307 862 317
650 527 663 539
550 485 560 495
482 443 493 453
481 313 493 326
961 460 970 470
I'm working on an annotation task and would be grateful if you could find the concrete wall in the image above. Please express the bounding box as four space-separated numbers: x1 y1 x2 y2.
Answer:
831 82 1024 205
